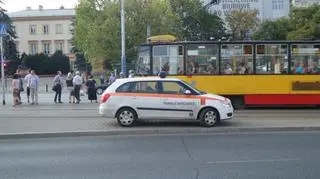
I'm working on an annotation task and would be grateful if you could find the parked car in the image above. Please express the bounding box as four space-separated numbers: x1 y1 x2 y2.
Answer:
99 77 234 127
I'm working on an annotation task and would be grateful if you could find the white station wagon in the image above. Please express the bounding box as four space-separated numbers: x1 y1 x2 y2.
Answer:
99 77 234 127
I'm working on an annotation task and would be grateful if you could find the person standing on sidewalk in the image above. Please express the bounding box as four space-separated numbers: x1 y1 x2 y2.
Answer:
66 72 75 103
18 74 24 104
86 75 98 103
53 71 64 104
12 74 20 107
24 70 31 103
72 71 82 104
28 70 39 105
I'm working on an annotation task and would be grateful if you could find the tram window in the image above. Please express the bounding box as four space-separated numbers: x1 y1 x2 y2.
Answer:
136 46 151 75
255 44 288 74
221 44 253 75
152 45 184 75
291 44 320 74
186 44 219 75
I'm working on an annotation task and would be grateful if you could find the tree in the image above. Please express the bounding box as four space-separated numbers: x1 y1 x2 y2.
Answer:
168 0 225 41
74 50 92 72
287 4 320 40
0 7 19 75
253 18 292 40
50 51 71 74
74 0 179 71
225 9 260 40
22 52 70 74
23 54 51 74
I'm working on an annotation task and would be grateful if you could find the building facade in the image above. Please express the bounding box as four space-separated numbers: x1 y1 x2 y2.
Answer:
8 6 75 56
291 0 320 7
206 0 291 22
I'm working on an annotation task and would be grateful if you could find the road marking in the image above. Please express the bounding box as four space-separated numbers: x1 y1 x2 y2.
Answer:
206 158 300 164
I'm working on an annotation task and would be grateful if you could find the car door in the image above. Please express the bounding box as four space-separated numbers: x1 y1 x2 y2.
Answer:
129 81 164 120
158 81 200 120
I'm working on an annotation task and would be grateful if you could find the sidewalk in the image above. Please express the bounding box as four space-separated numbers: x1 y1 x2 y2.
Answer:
0 104 320 138
0 91 95 105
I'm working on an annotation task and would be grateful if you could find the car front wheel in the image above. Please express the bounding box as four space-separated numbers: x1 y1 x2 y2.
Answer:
199 108 220 127
116 108 137 127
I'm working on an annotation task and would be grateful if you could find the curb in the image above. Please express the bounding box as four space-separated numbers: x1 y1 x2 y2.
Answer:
1 126 320 139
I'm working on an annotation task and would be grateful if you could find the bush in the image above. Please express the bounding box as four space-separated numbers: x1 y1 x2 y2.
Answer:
22 51 70 74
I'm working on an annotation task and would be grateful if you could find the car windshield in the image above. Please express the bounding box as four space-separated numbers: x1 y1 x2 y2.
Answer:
180 80 207 95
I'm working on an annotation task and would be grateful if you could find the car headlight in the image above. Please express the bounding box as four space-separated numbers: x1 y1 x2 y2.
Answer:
221 100 233 108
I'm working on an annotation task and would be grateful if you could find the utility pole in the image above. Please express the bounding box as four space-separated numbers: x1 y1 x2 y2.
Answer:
0 23 7 105
120 0 126 76
1 36 4 105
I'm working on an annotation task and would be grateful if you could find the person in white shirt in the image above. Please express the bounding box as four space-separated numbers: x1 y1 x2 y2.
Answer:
24 70 32 103
28 70 40 105
72 71 82 104
128 70 135 78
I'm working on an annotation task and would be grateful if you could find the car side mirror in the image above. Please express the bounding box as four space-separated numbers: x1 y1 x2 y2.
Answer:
184 90 192 95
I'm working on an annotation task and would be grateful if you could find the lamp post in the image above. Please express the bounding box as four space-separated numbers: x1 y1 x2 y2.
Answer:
120 0 126 77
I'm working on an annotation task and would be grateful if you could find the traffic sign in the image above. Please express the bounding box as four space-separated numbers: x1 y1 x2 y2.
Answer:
0 23 8 36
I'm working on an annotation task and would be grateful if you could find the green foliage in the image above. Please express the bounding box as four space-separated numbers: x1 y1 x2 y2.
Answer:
0 8 19 75
225 9 260 40
50 51 71 73
253 18 292 40
74 51 92 72
74 0 225 71
287 4 320 40
253 4 320 40
22 52 70 75
168 0 225 41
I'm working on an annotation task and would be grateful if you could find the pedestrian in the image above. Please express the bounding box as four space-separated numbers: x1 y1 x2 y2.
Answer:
18 74 24 104
72 71 82 104
24 70 31 103
100 73 105 85
108 72 116 85
53 71 64 104
28 70 39 105
66 72 75 103
86 75 98 103
128 70 135 78
12 74 20 107
119 72 125 78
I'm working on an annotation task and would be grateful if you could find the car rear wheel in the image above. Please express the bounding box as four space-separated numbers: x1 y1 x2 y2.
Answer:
96 88 103 95
116 108 137 127
199 108 220 127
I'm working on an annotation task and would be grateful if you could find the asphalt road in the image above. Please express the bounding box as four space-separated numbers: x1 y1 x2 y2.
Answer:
1 132 320 179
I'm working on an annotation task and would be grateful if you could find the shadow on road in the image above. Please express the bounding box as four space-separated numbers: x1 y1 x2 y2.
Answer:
107 120 236 128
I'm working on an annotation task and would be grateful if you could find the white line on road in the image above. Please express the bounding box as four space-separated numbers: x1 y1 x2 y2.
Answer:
206 158 300 165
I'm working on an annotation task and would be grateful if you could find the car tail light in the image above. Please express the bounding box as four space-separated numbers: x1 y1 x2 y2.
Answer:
101 93 111 103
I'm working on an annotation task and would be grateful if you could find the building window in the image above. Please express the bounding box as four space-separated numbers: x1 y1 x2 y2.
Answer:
56 24 63 34
42 42 51 55
28 42 38 55
43 25 49 34
29 25 36 34
272 0 284 9
68 41 73 53
55 41 64 53
68 24 73 34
